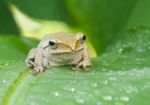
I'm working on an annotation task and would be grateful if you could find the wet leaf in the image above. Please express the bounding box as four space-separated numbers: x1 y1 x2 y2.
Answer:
0 29 150 105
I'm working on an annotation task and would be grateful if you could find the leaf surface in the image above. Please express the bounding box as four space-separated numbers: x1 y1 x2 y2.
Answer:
0 29 150 105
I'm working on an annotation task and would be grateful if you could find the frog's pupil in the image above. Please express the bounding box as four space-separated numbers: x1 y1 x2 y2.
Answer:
82 35 86 41
49 41 55 46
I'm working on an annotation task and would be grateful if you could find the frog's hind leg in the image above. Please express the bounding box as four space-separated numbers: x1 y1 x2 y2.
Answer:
25 48 37 67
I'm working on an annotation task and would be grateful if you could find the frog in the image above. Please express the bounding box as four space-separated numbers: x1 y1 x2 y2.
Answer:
25 32 91 72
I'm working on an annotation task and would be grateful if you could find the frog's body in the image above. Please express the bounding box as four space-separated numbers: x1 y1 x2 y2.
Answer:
26 32 91 72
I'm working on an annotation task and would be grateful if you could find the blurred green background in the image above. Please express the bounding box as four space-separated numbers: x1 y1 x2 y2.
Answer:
0 0 150 105
1 0 150 55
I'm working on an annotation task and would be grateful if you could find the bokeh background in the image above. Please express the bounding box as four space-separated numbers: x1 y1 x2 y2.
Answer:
0 0 150 105
1 0 150 56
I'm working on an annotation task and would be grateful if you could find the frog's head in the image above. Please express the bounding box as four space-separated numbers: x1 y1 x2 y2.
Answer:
38 32 86 54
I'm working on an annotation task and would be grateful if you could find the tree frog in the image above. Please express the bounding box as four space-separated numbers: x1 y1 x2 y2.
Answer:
25 32 91 72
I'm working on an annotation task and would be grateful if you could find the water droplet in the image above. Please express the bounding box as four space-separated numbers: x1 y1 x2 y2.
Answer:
101 80 108 85
144 30 150 34
101 68 108 72
125 86 138 93
135 58 141 61
70 87 75 92
126 90 132 93
147 46 150 50
31 102 36 105
97 101 102 105
91 82 98 87
32 80 36 84
128 26 138 32
2 80 6 83
103 96 112 101
118 71 126 75
76 98 85 104
118 46 132 54
4 63 9 66
118 48 123 54
120 96 130 102
137 47 145 52
64 86 76 92
29 80 37 87
52 92 60 97
109 77 116 81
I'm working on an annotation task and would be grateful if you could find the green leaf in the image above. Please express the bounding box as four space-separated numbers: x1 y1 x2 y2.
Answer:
66 0 150 55
0 29 150 105
127 0 150 28
0 36 38 60
0 0 20 35
8 0 74 25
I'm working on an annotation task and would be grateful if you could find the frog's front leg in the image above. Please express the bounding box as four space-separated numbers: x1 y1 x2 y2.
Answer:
33 48 45 72
74 44 91 70
26 48 49 72
25 48 37 67
82 44 91 69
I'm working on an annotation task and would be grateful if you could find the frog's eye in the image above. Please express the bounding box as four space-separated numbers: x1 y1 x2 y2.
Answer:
81 35 86 43
49 40 58 49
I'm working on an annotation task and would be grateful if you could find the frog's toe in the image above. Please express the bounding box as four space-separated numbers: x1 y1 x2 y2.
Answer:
34 66 44 73
72 66 79 71
82 62 91 70
75 62 83 68
82 64 90 70
25 59 35 67
72 61 91 70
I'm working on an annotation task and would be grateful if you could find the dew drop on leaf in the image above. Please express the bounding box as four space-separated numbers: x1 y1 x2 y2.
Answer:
125 86 138 93
144 30 150 34
118 46 132 54
136 47 145 53
91 82 98 87
52 91 60 97
101 69 108 72
120 96 130 102
96 101 102 105
102 96 112 101
109 77 117 81
75 98 85 104
101 80 108 85
70 87 76 92
2 80 6 83
117 71 126 75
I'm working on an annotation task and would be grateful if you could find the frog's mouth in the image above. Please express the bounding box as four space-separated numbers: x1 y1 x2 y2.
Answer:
49 49 83 63
50 48 83 55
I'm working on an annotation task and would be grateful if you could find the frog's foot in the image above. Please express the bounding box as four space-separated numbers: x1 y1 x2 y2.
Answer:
33 66 45 73
25 59 35 67
73 61 91 70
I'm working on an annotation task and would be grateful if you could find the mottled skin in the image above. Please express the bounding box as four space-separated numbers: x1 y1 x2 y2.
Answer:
25 32 91 72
